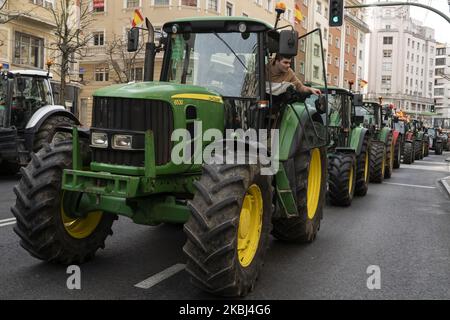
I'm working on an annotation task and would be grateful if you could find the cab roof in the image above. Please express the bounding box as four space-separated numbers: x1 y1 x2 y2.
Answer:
8 70 52 78
163 16 273 34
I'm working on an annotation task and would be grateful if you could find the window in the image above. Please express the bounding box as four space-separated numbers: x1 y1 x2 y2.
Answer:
383 37 393 45
300 62 305 75
93 32 104 46
435 68 445 76
265 0 273 11
407 38 410 46
154 0 169 4
333 76 338 85
421 56 424 64
316 1 322 14
351 64 355 74
382 62 392 71
436 58 445 66
406 64 409 72
406 77 408 86
300 39 305 52
346 43 350 53
314 44 320 57
382 75 391 86
407 51 409 59
95 67 109 81
181 0 197 6
383 50 392 58
385 25 391 30
313 66 319 79
345 61 348 71
130 67 143 81
352 47 356 57
358 66 362 77
30 0 54 8
207 0 218 11
327 54 331 65
226 2 233 16
324 28 328 39
359 50 363 60
435 88 444 96
126 0 139 8
412 40 415 48
93 0 105 12
437 48 446 55
335 37 340 48
335 57 339 67
346 26 350 35
14 32 44 68
411 53 414 61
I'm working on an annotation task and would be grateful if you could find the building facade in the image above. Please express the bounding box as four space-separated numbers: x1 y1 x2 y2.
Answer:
0 0 81 113
434 43 450 118
78 0 296 125
367 6 436 120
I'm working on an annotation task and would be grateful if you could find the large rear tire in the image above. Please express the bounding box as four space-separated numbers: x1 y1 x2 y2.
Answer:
370 141 386 183
403 142 413 164
11 141 116 264
183 162 272 297
393 137 401 169
33 115 75 152
384 133 394 179
414 140 422 160
328 153 356 206
355 134 370 196
272 147 327 243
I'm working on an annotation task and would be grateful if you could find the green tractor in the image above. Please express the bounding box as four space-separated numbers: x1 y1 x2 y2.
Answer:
356 101 394 183
11 14 329 297
306 87 370 206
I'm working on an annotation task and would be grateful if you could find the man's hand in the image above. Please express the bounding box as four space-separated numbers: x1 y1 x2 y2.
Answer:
308 87 322 95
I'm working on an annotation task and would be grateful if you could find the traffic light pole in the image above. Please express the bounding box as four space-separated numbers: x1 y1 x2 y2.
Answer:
344 1 450 24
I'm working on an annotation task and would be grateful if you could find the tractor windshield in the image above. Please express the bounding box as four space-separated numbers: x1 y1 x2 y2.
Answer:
356 103 381 127
167 32 259 98
12 76 53 107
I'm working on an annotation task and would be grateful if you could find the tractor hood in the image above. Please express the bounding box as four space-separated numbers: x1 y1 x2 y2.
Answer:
93 82 223 103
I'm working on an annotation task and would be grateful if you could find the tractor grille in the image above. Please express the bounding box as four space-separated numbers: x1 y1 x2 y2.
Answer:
91 97 174 167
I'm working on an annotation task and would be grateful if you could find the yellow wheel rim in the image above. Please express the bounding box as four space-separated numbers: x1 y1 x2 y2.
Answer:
238 184 263 268
61 192 103 239
307 148 322 220
364 151 369 182
348 164 354 195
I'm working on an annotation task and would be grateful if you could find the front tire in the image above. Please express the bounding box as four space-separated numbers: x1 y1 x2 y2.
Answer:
272 147 327 243
328 153 356 206
355 134 370 196
11 141 116 264
183 162 272 297
370 142 386 183
384 133 394 179
393 137 401 169
403 142 413 164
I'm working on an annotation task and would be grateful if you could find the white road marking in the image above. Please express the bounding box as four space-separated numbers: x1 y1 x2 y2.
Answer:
417 161 449 165
0 218 16 223
0 220 16 227
401 164 449 173
384 182 437 189
135 264 186 289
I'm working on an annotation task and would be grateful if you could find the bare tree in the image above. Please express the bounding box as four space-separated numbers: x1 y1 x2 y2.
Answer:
106 35 145 84
47 0 94 106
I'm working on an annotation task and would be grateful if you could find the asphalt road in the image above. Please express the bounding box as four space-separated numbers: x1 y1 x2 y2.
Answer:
0 152 449 300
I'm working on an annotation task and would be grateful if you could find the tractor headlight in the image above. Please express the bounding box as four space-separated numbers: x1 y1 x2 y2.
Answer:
91 132 108 148
113 135 133 150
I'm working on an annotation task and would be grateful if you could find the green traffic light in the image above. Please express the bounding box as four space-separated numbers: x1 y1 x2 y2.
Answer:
333 17 339 23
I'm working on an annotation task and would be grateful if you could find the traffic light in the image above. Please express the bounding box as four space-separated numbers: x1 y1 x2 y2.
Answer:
329 0 344 27
431 105 435 113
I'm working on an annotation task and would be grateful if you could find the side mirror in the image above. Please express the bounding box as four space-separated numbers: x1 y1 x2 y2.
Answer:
127 28 140 52
278 30 298 57
353 94 363 107
16 77 26 93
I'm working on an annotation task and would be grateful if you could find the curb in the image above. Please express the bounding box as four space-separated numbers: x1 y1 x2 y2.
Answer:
440 178 450 198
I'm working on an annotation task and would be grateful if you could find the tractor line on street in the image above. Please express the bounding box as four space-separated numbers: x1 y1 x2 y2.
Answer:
134 264 186 289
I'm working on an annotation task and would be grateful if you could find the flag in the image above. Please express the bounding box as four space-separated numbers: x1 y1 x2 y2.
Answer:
132 9 144 28
294 4 303 24
359 79 368 88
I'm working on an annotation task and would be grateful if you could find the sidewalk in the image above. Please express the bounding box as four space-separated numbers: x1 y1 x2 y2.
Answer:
441 156 450 198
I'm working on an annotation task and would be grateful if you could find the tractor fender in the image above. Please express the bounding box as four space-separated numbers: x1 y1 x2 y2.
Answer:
379 127 392 145
392 130 400 146
349 127 369 156
278 102 326 161
25 105 80 131
23 105 81 151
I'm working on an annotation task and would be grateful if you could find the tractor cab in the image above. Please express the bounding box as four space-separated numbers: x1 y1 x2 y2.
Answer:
356 101 383 133
0 69 55 129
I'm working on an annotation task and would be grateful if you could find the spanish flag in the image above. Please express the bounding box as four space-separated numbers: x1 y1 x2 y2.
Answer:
132 9 144 28
294 4 303 24
359 79 368 88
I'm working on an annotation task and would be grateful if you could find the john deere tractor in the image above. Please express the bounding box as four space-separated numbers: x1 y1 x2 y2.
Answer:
356 101 394 183
306 87 370 206
0 68 79 174
12 12 329 297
